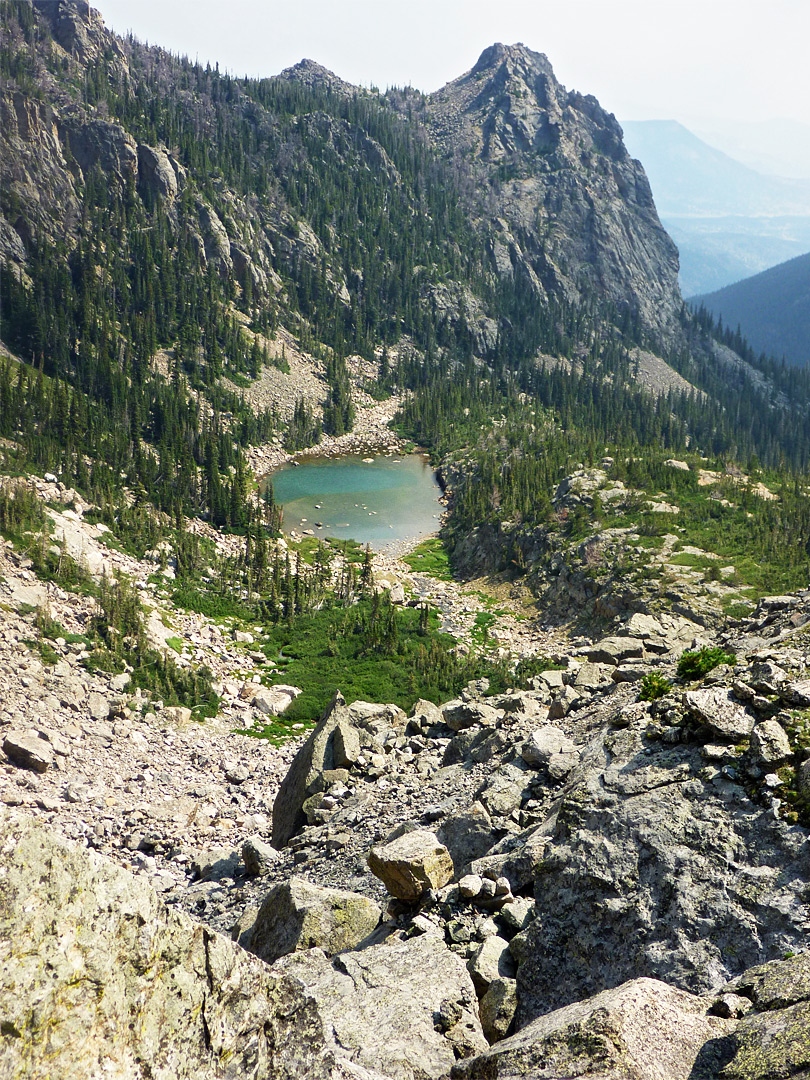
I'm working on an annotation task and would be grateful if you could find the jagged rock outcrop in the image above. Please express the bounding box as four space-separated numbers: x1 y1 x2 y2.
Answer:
272 693 406 848
34 0 128 67
137 143 179 201
512 688 810 1024
423 43 682 342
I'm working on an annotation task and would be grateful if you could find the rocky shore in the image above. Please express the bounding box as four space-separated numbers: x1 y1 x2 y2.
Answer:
244 396 409 480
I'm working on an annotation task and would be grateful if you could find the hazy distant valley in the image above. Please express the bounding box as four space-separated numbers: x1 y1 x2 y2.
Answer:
622 119 810 296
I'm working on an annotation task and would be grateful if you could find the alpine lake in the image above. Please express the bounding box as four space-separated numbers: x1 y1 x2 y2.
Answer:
268 453 444 551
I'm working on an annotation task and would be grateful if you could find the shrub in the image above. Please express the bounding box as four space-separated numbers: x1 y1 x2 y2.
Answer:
638 672 673 701
676 646 736 680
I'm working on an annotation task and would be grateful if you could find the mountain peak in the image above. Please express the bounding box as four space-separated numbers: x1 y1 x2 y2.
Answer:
276 59 356 97
471 42 554 79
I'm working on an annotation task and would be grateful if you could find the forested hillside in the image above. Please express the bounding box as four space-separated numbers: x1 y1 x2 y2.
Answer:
3 0 810 593
693 252 810 368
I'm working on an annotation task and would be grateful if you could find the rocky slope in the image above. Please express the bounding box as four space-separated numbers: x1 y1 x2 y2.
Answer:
5 4 810 1077
3 459 810 1077
6 565 810 1076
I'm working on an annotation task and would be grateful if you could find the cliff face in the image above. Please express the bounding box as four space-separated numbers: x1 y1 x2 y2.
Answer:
423 43 682 341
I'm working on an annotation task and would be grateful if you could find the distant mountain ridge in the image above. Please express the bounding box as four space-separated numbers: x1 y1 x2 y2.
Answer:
621 120 810 218
622 120 810 295
693 252 810 367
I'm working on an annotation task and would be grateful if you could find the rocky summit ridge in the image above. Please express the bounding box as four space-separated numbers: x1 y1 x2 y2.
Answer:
422 42 682 339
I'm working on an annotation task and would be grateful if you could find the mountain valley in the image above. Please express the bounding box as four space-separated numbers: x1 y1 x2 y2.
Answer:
4 2 810 1078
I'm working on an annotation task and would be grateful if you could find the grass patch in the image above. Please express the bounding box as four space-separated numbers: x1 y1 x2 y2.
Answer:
722 593 756 619
288 536 333 567
172 585 256 621
236 716 316 746
668 552 718 568
24 638 59 665
249 597 511 727
403 537 452 580
472 610 497 645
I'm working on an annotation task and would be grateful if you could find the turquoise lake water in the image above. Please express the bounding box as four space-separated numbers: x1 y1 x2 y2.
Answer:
269 454 443 550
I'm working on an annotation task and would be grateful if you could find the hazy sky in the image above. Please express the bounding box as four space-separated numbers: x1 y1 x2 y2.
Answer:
94 0 809 128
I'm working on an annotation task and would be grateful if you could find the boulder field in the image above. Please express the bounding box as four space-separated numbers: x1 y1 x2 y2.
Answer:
5 591 810 1076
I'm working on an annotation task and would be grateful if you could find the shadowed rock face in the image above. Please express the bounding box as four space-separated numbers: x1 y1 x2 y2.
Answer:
512 692 810 1025
424 43 682 342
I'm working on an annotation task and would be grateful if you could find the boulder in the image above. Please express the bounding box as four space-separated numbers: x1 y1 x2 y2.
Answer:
242 834 280 877
408 698 443 730
780 679 810 707
458 874 484 899
749 720 792 767
499 898 534 933
2 730 54 772
86 690 110 720
277 932 487 1078
467 935 516 994
253 685 301 717
163 705 192 725
190 845 240 882
798 758 810 800
478 978 517 1043
442 700 499 732
684 688 755 741
453 977 733 1079
0 808 373 1080
248 877 380 964
273 692 357 847
474 767 528 818
723 952 810 1011
520 726 576 768
333 719 361 768
438 802 494 874
368 829 453 900
536 668 564 689
722 1001 810 1080
747 661 789 694
513 697 810 1023
573 662 613 690
547 685 580 720
587 637 644 665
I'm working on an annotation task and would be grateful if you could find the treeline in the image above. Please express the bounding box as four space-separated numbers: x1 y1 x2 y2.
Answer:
397 337 810 581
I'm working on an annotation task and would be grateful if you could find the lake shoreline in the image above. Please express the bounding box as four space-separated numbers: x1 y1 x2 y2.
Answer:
244 396 412 482
272 453 445 553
